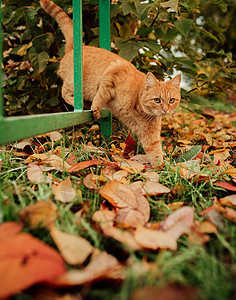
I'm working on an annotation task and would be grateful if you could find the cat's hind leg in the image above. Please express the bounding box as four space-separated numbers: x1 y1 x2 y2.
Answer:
91 78 114 119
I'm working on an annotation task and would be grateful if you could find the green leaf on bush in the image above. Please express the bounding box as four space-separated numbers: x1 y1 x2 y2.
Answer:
29 51 50 74
119 41 144 62
175 19 193 38
160 0 179 13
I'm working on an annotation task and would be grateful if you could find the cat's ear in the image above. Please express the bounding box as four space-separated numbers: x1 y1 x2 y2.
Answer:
145 72 157 90
169 74 181 88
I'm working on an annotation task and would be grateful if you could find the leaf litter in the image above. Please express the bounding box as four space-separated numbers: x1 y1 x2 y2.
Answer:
0 111 236 298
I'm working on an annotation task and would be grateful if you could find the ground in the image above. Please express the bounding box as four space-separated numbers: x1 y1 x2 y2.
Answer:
0 107 235 300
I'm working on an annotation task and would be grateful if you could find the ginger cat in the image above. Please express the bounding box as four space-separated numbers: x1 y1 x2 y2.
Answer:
39 0 181 166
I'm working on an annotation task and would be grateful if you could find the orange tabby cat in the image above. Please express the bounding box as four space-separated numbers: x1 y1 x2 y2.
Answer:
40 0 181 166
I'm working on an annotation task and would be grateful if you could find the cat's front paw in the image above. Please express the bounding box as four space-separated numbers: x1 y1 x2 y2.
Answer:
91 106 101 119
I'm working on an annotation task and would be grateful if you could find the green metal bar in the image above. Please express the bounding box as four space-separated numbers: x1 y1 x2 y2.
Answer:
99 0 112 141
73 0 83 111
0 0 3 119
0 110 109 145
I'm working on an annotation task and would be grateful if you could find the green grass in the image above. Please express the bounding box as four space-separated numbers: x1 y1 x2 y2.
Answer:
0 121 235 300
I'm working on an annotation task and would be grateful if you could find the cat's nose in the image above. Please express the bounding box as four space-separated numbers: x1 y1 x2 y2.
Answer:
162 109 168 114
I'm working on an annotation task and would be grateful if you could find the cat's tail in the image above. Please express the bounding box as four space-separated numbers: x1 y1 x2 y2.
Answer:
40 0 73 51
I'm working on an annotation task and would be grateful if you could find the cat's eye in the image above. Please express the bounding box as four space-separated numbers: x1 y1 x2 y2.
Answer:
154 98 161 103
169 98 175 103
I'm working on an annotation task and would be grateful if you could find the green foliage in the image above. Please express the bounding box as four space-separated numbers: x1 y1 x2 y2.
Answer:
2 0 236 116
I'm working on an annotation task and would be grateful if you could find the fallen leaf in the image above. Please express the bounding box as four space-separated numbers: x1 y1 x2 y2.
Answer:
68 159 100 173
198 221 217 233
0 222 23 239
142 171 159 182
130 284 197 300
83 173 99 190
142 181 171 196
129 180 171 196
0 233 66 299
117 160 145 174
50 250 121 286
16 138 33 149
53 177 76 203
102 226 140 251
50 226 94 265
100 181 150 227
46 131 63 141
92 209 116 228
223 207 236 222
161 207 195 239
220 194 236 207
167 202 185 210
223 166 236 179
43 154 71 171
214 181 236 191
130 154 151 166
134 225 177 250
123 133 136 158
20 200 58 229
213 149 230 164
27 163 44 183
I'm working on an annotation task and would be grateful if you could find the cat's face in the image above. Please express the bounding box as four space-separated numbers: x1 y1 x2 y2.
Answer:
140 73 181 117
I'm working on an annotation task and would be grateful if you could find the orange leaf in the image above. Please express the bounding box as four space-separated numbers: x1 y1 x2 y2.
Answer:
0 233 66 298
214 181 236 192
0 222 23 239
67 159 100 173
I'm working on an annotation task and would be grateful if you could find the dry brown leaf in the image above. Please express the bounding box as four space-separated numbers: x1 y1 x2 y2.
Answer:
46 131 63 141
220 194 236 207
129 180 170 196
223 207 236 222
50 250 121 286
102 227 140 251
117 160 145 174
198 221 217 233
213 149 230 164
223 166 236 179
20 200 58 229
142 171 159 182
130 154 151 166
16 138 33 149
53 177 76 203
50 226 94 265
83 173 99 190
161 207 195 239
43 154 71 171
27 163 44 183
134 225 177 250
92 209 116 228
100 181 150 227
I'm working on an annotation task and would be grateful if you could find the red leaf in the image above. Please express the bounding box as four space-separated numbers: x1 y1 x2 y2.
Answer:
123 133 136 158
0 233 66 298
214 181 236 191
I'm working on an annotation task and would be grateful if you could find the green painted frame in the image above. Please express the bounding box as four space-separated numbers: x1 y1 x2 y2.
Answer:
0 0 112 145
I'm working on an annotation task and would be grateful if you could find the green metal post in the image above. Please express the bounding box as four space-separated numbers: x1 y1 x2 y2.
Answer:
73 0 83 111
99 0 112 141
